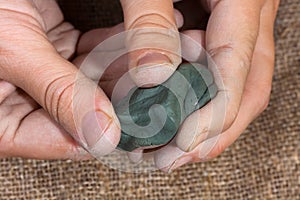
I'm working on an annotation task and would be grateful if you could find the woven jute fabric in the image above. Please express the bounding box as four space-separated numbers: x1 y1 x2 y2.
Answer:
0 0 299 199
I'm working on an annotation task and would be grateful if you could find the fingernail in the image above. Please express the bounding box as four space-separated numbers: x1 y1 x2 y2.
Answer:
82 111 112 147
83 111 121 159
81 110 121 158
132 52 175 87
137 52 171 66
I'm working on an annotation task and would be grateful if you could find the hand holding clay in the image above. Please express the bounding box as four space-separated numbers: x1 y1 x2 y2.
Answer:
153 0 280 172
76 0 279 172
0 0 120 159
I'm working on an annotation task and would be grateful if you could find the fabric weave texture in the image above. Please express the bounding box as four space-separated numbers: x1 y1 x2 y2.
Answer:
0 0 299 199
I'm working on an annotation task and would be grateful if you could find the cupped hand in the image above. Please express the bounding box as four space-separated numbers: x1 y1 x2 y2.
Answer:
0 0 121 159
154 0 280 172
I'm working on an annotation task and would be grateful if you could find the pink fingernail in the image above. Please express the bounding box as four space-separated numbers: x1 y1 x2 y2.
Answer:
132 52 175 87
82 111 112 148
137 52 171 66
81 111 120 157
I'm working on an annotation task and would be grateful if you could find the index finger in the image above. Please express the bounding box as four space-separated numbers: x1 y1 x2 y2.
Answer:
121 0 181 87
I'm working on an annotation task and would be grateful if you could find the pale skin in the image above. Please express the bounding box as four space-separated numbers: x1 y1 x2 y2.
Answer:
0 0 279 171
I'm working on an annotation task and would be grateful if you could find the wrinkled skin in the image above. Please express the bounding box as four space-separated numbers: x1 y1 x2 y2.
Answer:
0 0 121 160
77 0 280 172
154 0 280 172
0 0 279 173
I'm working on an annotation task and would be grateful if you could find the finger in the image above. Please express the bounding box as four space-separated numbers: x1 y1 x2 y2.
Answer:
181 30 206 63
3 53 121 158
174 9 184 29
0 80 16 102
164 41 274 170
19 58 119 157
73 23 126 75
120 0 181 87
2 55 121 158
74 23 130 99
157 0 278 172
75 11 183 97
127 149 143 163
0 12 121 158
33 0 80 59
47 22 80 59
175 0 264 151
31 0 64 32
198 0 279 160
77 7 184 57
0 87 89 160
0 108 91 160
77 23 126 56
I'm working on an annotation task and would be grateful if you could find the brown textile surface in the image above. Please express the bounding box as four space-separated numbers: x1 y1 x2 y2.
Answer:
0 0 299 199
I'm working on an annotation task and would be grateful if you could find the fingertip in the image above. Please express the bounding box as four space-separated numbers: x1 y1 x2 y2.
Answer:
79 89 121 158
127 149 143 163
154 144 184 171
130 63 176 87
85 112 121 158
121 0 181 87
174 8 184 28
77 23 125 55
130 52 177 87
175 91 228 152
181 30 206 62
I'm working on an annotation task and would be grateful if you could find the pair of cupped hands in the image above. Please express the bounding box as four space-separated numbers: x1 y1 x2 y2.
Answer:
0 0 279 172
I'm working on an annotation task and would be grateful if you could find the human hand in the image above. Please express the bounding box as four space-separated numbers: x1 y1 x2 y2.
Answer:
73 6 186 163
75 0 279 172
153 0 281 172
0 0 121 159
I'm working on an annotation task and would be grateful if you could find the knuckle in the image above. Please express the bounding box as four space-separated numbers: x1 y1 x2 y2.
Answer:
44 74 75 123
208 43 234 58
129 12 177 30
208 42 252 75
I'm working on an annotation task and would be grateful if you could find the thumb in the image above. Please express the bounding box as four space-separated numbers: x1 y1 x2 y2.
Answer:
0 41 121 158
121 0 181 87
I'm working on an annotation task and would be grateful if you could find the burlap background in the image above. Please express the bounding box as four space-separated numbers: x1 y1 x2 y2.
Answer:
0 0 299 199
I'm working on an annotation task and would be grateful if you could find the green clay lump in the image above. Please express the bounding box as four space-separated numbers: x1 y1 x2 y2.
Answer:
115 63 217 152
